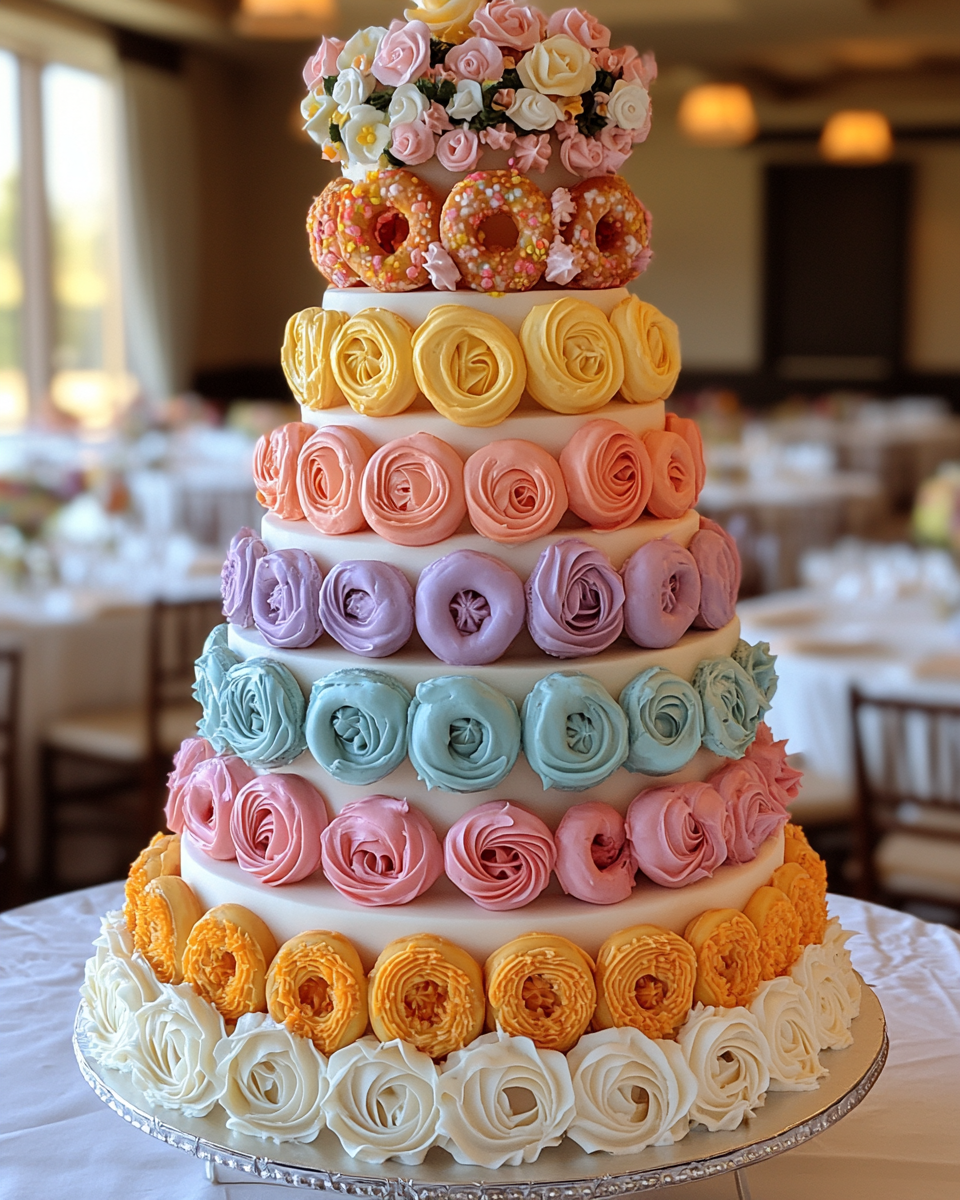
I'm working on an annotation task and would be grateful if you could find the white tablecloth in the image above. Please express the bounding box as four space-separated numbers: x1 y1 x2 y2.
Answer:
1 885 958 1200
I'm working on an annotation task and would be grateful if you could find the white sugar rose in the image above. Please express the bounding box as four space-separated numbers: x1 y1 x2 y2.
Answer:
337 26 387 75
507 87 563 131
81 944 161 1072
790 919 861 1050
438 1031 575 1168
606 80 650 131
126 982 225 1117
332 67 374 116
215 1013 328 1144
678 1005 771 1132
749 977 826 1092
567 1027 697 1155
448 79 484 122
517 34 596 98
322 1037 440 1165
302 91 339 145
340 105 391 178
389 81 429 128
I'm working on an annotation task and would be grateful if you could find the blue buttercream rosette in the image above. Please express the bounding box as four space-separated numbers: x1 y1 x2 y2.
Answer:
620 666 704 775
522 672 628 792
692 655 765 759
217 657 307 768
305 668 411 785
192 640 240 752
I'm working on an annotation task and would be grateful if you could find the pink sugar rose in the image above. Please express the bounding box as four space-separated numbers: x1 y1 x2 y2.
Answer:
492 87 515 110
446 36 504 82
470 0 547 52
423 100 453 134
599 122 632 172
622 47 657 87
632 98 653 143
303 37 344 88
560 129 605 176
391 119 437 165
547 7 610 50
480 123 516 149
511 131 551 172
372 19 431 88
554 118 577 141
437 126 482 172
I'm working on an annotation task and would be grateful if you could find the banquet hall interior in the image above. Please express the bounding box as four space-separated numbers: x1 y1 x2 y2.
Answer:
0 0 959 930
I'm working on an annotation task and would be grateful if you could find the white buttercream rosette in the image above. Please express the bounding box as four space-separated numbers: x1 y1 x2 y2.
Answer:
790 918 861 1051
678 1005 771 1131
322 1037 440 1165
126 981 225 1117
749 977 826 1091
215 1013 327 1143
438 1031 575 1167
80 910 162 1072
566 1026 697 1154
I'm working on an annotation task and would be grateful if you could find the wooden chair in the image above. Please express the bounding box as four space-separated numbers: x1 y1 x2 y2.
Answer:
0 649 22 910
39 598 222 894
851 687 960 915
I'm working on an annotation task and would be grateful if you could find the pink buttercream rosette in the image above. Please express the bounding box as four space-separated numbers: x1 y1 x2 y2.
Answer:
319 795 443 906
230 773 329 886
711 757 788 865
181 755 256 861
164 736 216 834
554 800 637 905
444 800 557 910
625 780 728 888
744 722 803 807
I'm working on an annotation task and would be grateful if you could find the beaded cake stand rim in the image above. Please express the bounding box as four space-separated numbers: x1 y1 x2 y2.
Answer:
73 980 887 1196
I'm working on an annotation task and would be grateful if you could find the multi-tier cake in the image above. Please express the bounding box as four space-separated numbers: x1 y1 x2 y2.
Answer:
79 1 861 1168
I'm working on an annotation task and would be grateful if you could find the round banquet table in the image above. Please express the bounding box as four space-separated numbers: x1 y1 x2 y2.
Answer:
1 886 958 1200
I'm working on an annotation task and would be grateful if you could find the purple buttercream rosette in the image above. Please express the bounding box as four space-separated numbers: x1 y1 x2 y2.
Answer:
415 549 525 665
525 538 625 658
621 538 701 649
252 547 323 649
221 526 267 627
319 559 414 658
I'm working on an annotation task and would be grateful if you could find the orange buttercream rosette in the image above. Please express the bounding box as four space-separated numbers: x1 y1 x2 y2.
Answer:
182 903 278 1021
253 422 313 521
368 934 484 1060
742 884 802 980
771 862 828 947
134 875 203 985
593 923 697 1040
266 929 368 1054
123 832 181 937
642 430 698 521
485 933 597 1053
463 439 567 544
684 908 762 1008
783 823 829 902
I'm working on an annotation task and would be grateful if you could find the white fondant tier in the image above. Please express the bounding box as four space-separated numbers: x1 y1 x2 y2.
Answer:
262 507 699 580
225 620 739 830
182 830 785 968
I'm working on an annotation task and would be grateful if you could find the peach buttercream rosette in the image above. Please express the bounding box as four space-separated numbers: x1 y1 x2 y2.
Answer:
182 903 278 1021
684 907 762 1009
559 418 653 531
593 924 697 1039
266 929 368 1054
253 422 314 521
360 432 467 546
296 425 375 536
642 429 697 521
463 438 567 544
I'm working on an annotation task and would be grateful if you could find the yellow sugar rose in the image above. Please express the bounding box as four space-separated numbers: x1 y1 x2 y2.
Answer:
517 34 596 98
404 0 484 44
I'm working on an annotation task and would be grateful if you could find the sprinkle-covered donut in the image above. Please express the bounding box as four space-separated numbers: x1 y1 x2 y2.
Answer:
560 176 651 290
440 169 552 294
337 169 440 292
307 179 361 290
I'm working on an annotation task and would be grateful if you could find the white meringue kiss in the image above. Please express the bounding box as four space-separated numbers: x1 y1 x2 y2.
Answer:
678 1004 771 1132
749 977 826 1092
322 1037 440 1165
438 1031 575 1167
215 1013 328 1143
80 914 162 1072
790 918 861 1050
566 1026 697 1154
126 981 226 1117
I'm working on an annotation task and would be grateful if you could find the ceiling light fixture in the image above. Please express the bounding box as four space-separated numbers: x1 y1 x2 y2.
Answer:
234 0 337 40
677 83 758 147
819 110 894 164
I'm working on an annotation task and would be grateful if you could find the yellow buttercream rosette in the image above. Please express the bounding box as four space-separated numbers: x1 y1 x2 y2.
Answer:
771 862 828 947
520 297 625 415
281 307 347 411
123 832 180 937
266 929 368 1054
331 309 418 416
742 884 802 981
411 306 526 427
610 295 682 403
783 823 829 902
134 875 203 985
593 924 697 1040
368 934 484 1059
485 932 597 1053
403 0 481 43
684 908 762 1009
182 903 278 1021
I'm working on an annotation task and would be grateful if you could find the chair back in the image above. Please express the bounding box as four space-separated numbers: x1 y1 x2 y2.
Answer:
0 648 22 908
145 598 223 757
850 687 960 902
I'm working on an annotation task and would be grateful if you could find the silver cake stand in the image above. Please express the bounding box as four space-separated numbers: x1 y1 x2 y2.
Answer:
74 981 887 1199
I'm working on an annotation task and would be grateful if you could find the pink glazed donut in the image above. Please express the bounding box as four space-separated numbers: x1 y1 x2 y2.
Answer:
554 801 638 905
